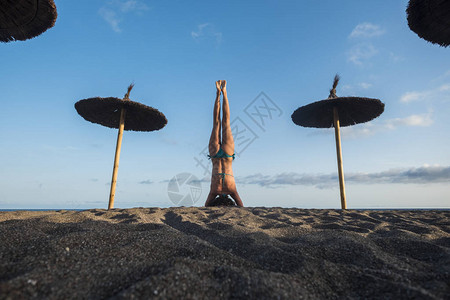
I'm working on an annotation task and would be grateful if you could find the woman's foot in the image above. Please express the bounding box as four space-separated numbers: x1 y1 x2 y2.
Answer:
221 80 227 93
215 80 222 93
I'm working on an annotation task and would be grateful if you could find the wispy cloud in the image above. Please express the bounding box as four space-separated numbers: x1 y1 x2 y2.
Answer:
359 82 372 89
160 137 178 146
99 8 121 32
347 43 378 66
342 111 433 138
341 82 373 93
384 113 433 128
191 23 208 39
139 179 153 185
389 52 404 63
349 23 385 38
347 22 390 66
431 69 450 83
400 84 450 103
238 165 450 189
99 0 149 33
191 23 222 44
118 0 148 12
401 91 429 103
311 112 434 139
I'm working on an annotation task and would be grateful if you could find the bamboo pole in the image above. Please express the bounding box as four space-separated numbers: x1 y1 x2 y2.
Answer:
333 107 347 209
108 107 126 209
108 84 133 210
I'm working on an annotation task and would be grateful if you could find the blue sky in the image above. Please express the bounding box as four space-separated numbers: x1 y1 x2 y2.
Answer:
1 0 449 209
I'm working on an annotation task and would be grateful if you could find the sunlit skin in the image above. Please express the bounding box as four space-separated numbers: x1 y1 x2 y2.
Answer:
205 80 244 207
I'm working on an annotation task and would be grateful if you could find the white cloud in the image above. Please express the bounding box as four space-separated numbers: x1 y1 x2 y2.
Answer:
400 91 425 103
384 112 433 128
359 82 372 89
343 112 433 138
191 23 222 44
349 23 385 38
346 23 388 66
400 84 450 103
439 84 450 91
191 23 209 39
139 179 153 185
311 112 434 139
347 43 378 66
341 84 352 92
340 124 376 139
118 0 149 12
99 7 121 33
99 0 149 33
238 165 450 189
340 83 372 94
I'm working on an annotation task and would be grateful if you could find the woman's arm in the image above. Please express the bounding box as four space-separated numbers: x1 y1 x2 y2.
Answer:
230 191 244 207
205 191 216 207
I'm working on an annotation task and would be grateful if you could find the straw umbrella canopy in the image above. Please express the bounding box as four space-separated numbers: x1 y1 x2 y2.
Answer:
75 85 167 209
406 0 450 47
291 75 384 209
0 0 57 42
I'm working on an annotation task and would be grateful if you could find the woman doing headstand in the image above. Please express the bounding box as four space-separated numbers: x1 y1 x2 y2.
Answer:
205 80 244 207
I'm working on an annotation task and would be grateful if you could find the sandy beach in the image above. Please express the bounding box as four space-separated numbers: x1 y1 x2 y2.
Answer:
0 207 448 299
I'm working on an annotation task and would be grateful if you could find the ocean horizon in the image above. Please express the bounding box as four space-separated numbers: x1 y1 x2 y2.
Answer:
1 208 449 212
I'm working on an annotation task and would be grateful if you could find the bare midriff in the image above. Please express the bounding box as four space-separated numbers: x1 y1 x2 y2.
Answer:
210 157 236 194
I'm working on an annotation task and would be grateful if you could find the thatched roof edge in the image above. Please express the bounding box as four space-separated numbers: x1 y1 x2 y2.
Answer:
291 97 385 128
406 0 450 47
0 0 57 42
74 97 167 132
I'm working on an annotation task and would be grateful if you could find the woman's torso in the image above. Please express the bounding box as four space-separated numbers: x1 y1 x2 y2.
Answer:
210 156 236 194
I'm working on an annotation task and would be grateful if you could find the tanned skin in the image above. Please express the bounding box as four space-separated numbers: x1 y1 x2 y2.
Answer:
205 80 244 207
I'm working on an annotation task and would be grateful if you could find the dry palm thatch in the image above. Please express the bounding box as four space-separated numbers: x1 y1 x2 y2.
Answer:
0 0 57 42
75 87 167 132
407 0 450 47
292 75 384 128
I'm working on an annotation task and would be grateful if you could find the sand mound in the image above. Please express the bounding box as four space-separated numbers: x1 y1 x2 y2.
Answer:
0 208 448 299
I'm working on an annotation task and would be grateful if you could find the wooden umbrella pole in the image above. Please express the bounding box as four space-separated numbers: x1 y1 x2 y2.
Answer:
107 84 134 209
333 107 347 209
108 107 127 209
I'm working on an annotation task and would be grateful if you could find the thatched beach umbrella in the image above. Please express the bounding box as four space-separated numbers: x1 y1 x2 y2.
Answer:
75 85 167 209
0 0 57 42
407 0 450 47
292 75 384 209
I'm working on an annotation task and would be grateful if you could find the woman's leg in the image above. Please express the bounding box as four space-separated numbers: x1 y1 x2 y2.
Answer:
220 80 235 154
209 81 222 156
